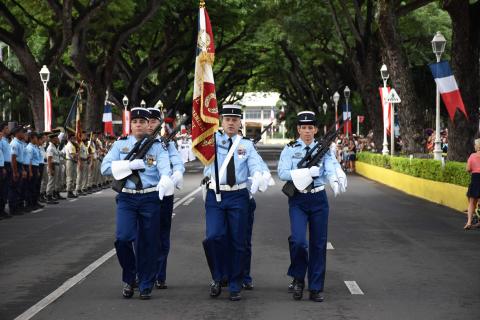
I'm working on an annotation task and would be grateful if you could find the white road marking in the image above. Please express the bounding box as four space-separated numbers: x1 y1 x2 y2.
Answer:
344 281 364 295
14 249 116 320
14 186 202 320
183 197 195 206
69 199 78 202
32 209 43 213
327 242 334 250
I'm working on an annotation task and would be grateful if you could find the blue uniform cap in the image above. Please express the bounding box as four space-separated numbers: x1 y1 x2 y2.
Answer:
297 111 316 126
147 108 162 120
221 104 242 118
131 107 150 120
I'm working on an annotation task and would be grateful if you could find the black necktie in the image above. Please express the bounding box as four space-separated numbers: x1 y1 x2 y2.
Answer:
305 146 312 162
227 138 236 187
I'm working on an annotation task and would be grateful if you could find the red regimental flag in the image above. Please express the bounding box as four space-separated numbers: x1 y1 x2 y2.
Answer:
379 87 392 135
191 2 219 165
45 89 52 132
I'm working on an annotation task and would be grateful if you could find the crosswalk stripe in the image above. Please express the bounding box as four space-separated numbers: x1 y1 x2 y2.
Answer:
344 281 364 295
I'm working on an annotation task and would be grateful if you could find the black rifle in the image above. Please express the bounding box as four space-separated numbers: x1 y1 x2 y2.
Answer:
111 122 163 192
281 120 346 197
252 122 274 144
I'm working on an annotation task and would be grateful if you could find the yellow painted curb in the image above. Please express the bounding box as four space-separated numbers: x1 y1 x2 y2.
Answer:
356 162 468 213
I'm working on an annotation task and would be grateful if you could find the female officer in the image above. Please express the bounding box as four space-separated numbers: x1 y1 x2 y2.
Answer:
101 107 173 300
278 111 346 302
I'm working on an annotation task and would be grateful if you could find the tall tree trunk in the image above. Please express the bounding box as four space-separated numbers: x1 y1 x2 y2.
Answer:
443 0 480 161
378 0 425 154
29 84 45 130
85 83 105 132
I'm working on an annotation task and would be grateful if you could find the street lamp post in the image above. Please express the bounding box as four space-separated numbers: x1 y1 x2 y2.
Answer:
322 102 327 135
39 65 50 131
333 92 340 130
344 86 350 139
432 31 446 161
122 95 129 110
380 64 390 155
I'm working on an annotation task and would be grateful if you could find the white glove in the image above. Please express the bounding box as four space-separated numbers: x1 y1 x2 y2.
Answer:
309 166 320 178
329 177 340 197
249 171 263 194
171 171 184 189
129 159 145 170
156 176 174 200
58 132 65 142
336 167 347 193
263 171 275 187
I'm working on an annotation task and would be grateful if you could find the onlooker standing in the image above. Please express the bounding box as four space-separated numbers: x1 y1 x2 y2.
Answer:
465 138 480 230
348 139 357 173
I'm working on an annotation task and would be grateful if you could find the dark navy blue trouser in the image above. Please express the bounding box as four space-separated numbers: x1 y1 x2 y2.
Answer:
243 197 256 284
156 195 174 282
8 163 23 211
26 166 39 206
287 190 329 292
0 163 9 212
115 192 161 291
204 188 249 293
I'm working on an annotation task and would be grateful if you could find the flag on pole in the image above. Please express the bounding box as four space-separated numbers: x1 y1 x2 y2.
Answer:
75 96 82 142
122 109 130 136
191 1 219 165
429 60 468 121
102 103 114 136
342 104 351 135
379 87 392 135
45 89 52 132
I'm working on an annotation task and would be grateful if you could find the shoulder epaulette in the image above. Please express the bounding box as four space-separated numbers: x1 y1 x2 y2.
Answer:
242 137 251 141
288 140 298 147
118 136 128 140
217 129 224 135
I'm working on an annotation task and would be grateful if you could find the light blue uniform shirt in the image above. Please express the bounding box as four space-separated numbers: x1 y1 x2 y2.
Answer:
25 143 40 166
278 138 339 187
10 137 24 164
1 137 11 163
0 148 4 167
203 132 264 185
165 140 185 175
35 145 43 166
101 135 171 189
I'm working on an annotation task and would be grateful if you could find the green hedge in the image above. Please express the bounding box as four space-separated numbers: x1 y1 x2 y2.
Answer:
356 152 470 187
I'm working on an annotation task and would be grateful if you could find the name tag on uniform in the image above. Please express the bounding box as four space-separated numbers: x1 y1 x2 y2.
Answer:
293 152 303 159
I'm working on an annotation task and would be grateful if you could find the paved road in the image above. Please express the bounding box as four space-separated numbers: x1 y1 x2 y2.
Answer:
1 147 479 320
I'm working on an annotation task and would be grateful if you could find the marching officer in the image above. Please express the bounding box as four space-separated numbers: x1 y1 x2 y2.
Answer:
202 105 268 301
147 107 185 289
65 133 78 198
0 122 12 219
278 111 346 302
39 133 49 203
101 107 173 300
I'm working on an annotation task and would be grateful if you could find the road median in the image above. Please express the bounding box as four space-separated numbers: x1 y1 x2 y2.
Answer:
356 161 468 213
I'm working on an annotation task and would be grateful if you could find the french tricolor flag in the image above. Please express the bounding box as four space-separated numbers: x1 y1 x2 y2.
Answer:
342 104 352 135
429 61 468 121
102 103 114 136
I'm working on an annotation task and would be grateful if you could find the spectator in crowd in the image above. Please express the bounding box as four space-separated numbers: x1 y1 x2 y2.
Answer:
347 139 356 173
465 138 480 230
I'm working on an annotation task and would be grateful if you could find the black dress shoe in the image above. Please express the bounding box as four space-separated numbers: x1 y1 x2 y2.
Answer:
155 280 168 289
0 211 12 219
210 281 222 297
122 283 134 298
288 280 294 293
139 288 152 300
67 191 77 198
23 206 33 213
46 195 59 204
10 209 24 215
229 292 242 301
242 282 254 290
34 203 44 209
309 290 324 302
292 279 304 300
